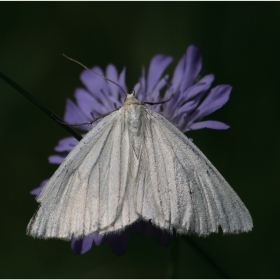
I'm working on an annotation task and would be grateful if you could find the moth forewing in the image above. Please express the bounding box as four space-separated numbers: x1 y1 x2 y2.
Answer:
135 109 253 235
27 109 139 239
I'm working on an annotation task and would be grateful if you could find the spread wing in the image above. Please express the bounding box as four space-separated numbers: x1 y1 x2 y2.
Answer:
27 109 139 240
135 109 253 236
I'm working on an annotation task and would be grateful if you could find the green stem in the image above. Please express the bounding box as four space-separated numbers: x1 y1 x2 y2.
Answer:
184 236 229 278
170 237 179 278
0 71 82 141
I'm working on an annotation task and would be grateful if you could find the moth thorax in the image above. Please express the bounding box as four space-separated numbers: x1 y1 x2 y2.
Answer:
124 94 141 106
127 105 142 136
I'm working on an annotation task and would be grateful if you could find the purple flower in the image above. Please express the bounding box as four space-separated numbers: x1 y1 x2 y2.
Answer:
31 45 231 256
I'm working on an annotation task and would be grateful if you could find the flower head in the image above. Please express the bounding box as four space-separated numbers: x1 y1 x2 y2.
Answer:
31 45 232 256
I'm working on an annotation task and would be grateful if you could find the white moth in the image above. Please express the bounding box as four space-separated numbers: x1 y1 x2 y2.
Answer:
27 92 253 240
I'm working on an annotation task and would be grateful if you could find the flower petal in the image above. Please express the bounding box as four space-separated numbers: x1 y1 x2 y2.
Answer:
71 236 95 254
106 64 120 99
80 67 108 99
92 235 105 246
54 136 79 152
182 74 214 103
175 113 187 131
30 179 49 195
82 67 118 111
118 67 128 96
180 45 202 92
74 88 107 118
171 53 186 90
191 85 232 122
173 92 206 129
151 74 169 100
147 55 173 93
107 230 131 256
135 66 148 102
189 120 230 130
48 154 67 164
162 89 181 119
140 66 146 92
63 99 90 131
134 82 141 97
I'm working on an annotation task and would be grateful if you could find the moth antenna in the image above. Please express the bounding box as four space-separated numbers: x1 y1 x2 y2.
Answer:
51 107 120 127
63 54 127 98
141 93 174 106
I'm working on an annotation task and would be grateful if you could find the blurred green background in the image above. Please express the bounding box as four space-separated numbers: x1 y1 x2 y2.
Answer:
0 2 279 278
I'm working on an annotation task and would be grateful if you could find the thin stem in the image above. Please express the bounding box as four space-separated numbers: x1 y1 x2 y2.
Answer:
184 236 230 278
168 236 179 279
0 71 83 141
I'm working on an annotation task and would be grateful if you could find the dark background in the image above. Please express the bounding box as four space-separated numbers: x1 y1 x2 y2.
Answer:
0 2 279 278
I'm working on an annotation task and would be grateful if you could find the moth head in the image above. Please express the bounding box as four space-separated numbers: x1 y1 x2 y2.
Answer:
124 91 140 106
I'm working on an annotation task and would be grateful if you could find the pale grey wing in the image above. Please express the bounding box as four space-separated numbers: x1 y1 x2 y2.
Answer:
27 109 139 240
135 109 253 236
